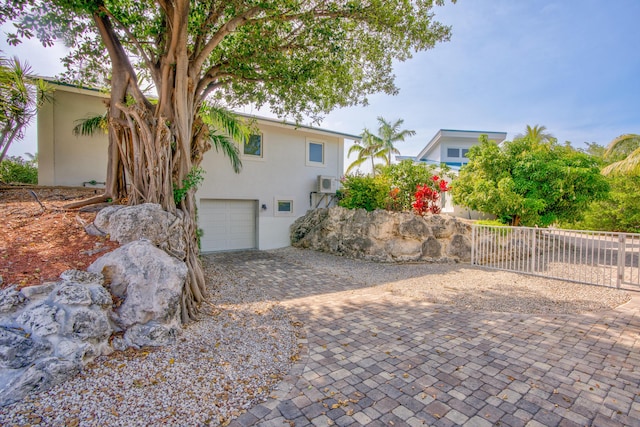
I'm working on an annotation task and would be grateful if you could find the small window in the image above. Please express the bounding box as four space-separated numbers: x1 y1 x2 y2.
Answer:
447 148 460 158
274 198 294 216
461 149 469 158
243 134 263 157
306 140 325 166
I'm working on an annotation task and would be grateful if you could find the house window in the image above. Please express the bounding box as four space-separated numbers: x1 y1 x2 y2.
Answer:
274 198 294 216
243 134 263 157
306 140 325 166
447 148 460 158
461 149 469 158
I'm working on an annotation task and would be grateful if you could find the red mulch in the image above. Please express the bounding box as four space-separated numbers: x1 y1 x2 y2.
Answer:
0 186 120 289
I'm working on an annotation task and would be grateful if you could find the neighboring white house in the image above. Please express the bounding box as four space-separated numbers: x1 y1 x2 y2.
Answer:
397 129 507 171
397 129 506 219
37 81 360 252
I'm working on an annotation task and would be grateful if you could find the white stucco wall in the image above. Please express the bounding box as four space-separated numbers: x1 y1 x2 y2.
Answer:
38 86 109 187
198 123 344 250
38 84 352 251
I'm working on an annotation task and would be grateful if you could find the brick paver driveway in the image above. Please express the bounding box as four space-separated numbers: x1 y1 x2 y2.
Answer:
217 251 640 427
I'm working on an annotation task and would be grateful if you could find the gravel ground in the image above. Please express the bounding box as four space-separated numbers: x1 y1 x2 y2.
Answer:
0 247 632 426
0 258 300 427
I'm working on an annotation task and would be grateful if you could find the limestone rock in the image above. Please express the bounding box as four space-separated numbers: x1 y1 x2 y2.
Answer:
0 357 81 407
94 203 187 259
291 206 473 263
88 240 186 347
0 270 114 407
0 286 26 314
0 326 51 369
124 322 177 349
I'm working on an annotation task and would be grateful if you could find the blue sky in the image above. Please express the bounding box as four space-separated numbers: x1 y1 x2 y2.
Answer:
2 0 640 161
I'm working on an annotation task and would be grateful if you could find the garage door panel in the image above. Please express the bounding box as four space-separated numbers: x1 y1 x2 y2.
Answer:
200 199 257 252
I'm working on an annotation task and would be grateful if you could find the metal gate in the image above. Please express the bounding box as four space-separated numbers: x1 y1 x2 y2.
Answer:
471 225 640 289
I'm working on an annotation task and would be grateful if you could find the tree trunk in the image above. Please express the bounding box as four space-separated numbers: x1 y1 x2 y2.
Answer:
110 103 207 322
92 6 207 322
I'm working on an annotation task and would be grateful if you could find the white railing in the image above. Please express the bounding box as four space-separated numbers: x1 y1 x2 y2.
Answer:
471 225 640 289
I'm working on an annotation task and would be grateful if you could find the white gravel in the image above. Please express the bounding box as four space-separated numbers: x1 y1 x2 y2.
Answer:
0 247 632 426
0 257 300 427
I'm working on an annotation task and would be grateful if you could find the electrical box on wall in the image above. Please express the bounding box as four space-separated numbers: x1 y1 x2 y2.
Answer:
317 175 336 194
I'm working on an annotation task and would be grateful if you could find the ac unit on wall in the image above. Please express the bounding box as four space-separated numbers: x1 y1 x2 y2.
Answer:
317 175 337 194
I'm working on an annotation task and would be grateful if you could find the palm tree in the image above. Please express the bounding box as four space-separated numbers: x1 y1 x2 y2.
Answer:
345 128 385 175
0 54 53 163
515 124 555 144
376 117 416 165
601 134 640 175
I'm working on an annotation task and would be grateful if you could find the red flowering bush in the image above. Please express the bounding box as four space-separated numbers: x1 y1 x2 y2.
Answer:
412 175 449 215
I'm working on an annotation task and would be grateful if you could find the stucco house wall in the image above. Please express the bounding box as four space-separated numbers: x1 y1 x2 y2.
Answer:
416 129 507 170
38 82 357 251
198 119 346 250
38 85 110 187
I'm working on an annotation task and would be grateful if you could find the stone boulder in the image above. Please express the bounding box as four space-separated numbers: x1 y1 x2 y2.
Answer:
93 203 187 259
291 206 472 263
88 239 187 350
0 271 113 406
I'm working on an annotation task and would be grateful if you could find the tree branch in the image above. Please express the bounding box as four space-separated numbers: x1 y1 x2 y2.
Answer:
97 5 155 80
192 6 264 75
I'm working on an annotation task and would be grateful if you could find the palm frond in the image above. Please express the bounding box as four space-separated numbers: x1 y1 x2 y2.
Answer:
602 148 640 176
604 134 640 160
200 104 252 144
345 156 367 174
210 134 242 173
73 113 108 136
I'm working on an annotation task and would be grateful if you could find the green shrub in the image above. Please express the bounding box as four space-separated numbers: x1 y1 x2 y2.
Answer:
380 160 440 211
475 219 508 226
566 175 640 233
0 156 37 184
338 174 390 211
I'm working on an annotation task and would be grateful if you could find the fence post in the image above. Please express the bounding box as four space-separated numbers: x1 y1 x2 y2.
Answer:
530 228 536 273
617 234 626 288
471 225 476 265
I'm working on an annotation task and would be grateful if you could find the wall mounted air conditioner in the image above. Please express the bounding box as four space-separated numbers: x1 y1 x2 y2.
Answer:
317 175 337 194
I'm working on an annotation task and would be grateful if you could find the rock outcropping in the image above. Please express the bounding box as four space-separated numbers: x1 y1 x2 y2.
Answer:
92 203 187 259
0 271 113 406
1 203 189 407
88 240 186 350
291 207 472 262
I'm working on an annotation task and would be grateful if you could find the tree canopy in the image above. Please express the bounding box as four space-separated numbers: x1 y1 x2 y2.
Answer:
2 0 456 320
450 130 610 227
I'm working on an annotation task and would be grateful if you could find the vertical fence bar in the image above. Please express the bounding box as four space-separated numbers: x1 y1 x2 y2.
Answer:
617 234 626 289
471 225 476 265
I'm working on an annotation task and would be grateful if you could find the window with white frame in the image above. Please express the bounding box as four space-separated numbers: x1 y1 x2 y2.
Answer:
243 134 263 158
274 198 294 216
461 148 469 158
306 139 325 166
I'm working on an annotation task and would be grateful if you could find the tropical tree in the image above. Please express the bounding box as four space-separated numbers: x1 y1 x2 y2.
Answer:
515 124 555 144
0 54 52 163
345 128 385 176
601 134 640 175
451 133 609 226
3 0 455 321
376 116 416 165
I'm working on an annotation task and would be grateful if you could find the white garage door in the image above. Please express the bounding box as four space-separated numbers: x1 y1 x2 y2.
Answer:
199 199 257 252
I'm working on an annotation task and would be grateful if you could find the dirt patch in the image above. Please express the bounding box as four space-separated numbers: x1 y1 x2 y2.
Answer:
0 186 119 288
